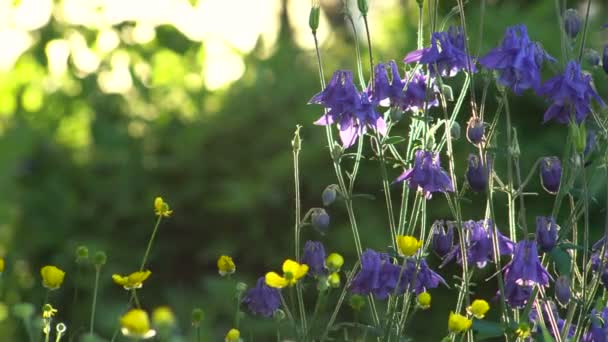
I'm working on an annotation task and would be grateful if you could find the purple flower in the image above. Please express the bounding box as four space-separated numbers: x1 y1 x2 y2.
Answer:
309 70 387 148
563 9 581 39
591 249 608 289
529 302 575 339
406 258 446 294
350 249 403 299
242 277 281 317
539 60 605 124
504 240 550 287
590 307 608 342
479 25 555 95
503 282 533 308
554 276 571 307
536 216 559 252
394 150 454 199
302 241 327 277
372 61 439 113
404 26 475 77
466 116 485 145
431 220 454 257
540 157 562 194
466 154 489 193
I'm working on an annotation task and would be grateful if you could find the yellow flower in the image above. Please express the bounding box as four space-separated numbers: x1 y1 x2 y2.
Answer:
154 197 172 217
0 258 4 273
417 292 431 310
40 265 66 290
467 299 490 319
112 270 152 290
152 306 175 327
326 253 344 272
217 255 236 276
396 235 422 256
42 304 57 319
265 259 308 289
328 272 341 288
225 328 240 342
515 322 531 338
120 309 156 339
448 311 472 333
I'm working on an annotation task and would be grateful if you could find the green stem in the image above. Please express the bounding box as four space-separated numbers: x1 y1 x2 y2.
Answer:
131 290 141 309
577 0 592 62
140 215 163 271
89 266 101 334
362 15 374 87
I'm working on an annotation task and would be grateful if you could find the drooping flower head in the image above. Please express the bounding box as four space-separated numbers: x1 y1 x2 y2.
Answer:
373 62 439 113
466 116 485 145
309 70 387 148
503 281 533 309
404 26 475 77
466 153 490 193
539 60 605 124
350 249 402 299
431 220 454 257
479 25 555 94
504 240 550 287
301 241 327 277
589 307 608 342
405 258 446 294
242 277 281 317
563 9 581 39
395 150 454 199
535 216 559 252
540 157 562 194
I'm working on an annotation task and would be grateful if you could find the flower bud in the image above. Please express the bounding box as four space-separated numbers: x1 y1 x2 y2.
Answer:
584 129 596 157
348 295 366 311
432 220 454 257
302 241 327 277
585 49 600 66
357 0 368 15
328 272 340 288
217 255 236 276
236 282 248 295
417 292 431 309
536 216 558 253
466 117 485 145
325 253 344 272
322 185 338 206
311 208 330 233
75 246 89 264
191 308 204 326
450 121 461 140
0 258 4 273
93 251 107 267
555 276 571 307
309 4 320 33
396 235 422 256
273 309 286 322
569 122 587 154
563 9 581 39
40 266 66 290
540 157 561 195
225 328 240 342
466 154 489 193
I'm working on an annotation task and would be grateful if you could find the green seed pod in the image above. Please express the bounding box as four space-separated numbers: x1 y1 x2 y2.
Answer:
93 251 107 267
309 5 320 32
191 308 204 325
75 246 89 264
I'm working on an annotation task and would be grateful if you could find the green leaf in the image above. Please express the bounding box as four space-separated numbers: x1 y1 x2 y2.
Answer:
539 322 556 342
558 242 584 251
472 320 505 340
548 247 572 277
384 136 406 145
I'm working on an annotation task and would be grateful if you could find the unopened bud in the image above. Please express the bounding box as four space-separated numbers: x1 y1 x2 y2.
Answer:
93 251 107 267
309 4 320 32
357 0 368 15
75 246 89 264
191 308 204 326
563 9 581 39
569 122 587 154
322 185 338 206
555 276 571 307
450 121 461 140
466 117 485 145
349 295 366 311
311 208 330 233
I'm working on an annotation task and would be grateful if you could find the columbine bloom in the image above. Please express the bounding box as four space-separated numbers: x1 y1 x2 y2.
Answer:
554 276 571 307
563 9 581 39
466 117 485 145
591 249 608 289
154 197 172 217
444 220 513 269
503 282 533 308
590 307 608 342
350 249 402 299
404 26 474 77
242 277 281 317
405 258 446 294
479 25 555 94
448 312 472 333
373 62 439 113
540 157 562 194
309 70 386 148
302 241 327 277
536 216 558 252
417 292 431 309
466 154 489 192
326 253 344 272
529 303 576 340
265 259 308 288
467 299 490 319
41 265 66 290
112 270 152 290
539 60 605 124
395 150 454 199
121 309 156 339
504 240 550 287
396 235 422 256
432 220 454 257
217 255 236 276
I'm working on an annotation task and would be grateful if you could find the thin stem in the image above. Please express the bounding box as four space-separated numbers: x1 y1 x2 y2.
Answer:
131 290 141 309
455 0 477 113
362 15 374 87
344 8 366 89
577 0 592 62
89 266 101 334
321 261 360 341
140 216 163 271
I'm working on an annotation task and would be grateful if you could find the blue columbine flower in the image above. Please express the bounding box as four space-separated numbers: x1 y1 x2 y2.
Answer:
479 25 555 95
302 241 327 277
373 61 439 113
242 277 281 317
540 157 562 194
404 26 475 77
554 275 571 307
309 70 387 148
504 240 550 287
536 216 558 252
404 258 446 294
503 281 533 308
591 249 608 289
539 60 605 124
394 150 454 199
529 302 576 339
432 220 454 257
563 9 581 39
466 116 485 145
466 154 490 192
590 307 608 342
350 249 403 299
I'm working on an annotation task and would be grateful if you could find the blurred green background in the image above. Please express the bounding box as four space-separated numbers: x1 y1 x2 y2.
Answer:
0 0 607 340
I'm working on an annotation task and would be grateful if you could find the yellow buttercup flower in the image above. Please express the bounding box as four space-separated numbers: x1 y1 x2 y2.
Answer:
40 265 66 290
326 253 344 272
217 255 236 276
225 328 240 342
515 322 531 338
152 306 175 327
154 197 172 217
328 272 341 288
0 258 4 273
417 292 431 310
120 309 156 339
265 259 309 289
448 311 472 333
396 235 422 256
42 304 57 319
467 299 490 319
112 270 152 290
